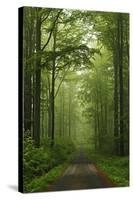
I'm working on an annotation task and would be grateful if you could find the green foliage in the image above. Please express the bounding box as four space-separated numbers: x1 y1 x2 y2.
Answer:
26 164 66 192
23 131 75 192
52 138 75 163
89 152 129 187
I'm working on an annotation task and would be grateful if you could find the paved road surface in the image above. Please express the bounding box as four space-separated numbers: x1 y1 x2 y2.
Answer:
49 148 115 191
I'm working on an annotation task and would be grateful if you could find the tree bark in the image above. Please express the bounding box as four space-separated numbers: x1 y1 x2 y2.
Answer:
51 29 57 146
33 9 41 147
62 82 65 137
113 48 119 155
68 83 71 137
118 14 124 156
24 20 32 132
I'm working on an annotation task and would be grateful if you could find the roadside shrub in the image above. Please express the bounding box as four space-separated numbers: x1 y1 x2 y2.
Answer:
23 131 75 192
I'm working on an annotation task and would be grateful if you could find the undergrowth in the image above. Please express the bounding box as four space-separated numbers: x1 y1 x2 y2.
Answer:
23 131 75 192
88 151 129 187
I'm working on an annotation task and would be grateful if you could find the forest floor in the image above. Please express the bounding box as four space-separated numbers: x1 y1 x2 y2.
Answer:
88 151 129 187
47 148 116 191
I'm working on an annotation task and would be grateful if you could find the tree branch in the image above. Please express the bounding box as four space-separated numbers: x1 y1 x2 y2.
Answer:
41 9 52 24
41 10 62 52
54 63 70 98
41 44 91 67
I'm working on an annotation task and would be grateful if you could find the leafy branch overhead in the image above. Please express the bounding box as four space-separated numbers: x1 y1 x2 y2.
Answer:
41 45 100 69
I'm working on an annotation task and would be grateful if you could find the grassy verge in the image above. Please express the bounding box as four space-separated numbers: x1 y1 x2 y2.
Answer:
88 152 129 187
24 152 75 193
23 133 76 193
25 163 67 193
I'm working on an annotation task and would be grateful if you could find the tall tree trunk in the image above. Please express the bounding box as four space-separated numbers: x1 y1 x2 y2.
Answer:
41 84 45 139
99 85 104 139
51 29 56 146
46 75 51 138
62 82 65 137
125 16 129 155
94 109 98 151
119 14 124 156
45 109 48 136
48 96 52 138
59 87 62 136
113 48 119 155
104 99 108 135
95 89 101 149
24 27 32 132
68 83 71 137
33 10 41 147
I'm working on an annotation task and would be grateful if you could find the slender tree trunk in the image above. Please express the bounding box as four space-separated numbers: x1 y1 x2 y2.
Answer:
99 86 104 138
125 17 129 155
113 48 119 155
68 83 71 137
24 28 32 132
119 14 124 156
33 10 41 147
95 90 101 149
48 103 52 138
45 110 48 136
41 84 45 139
104 99 108 135
94 109 98 151
97 108 101 149
59 87 62 136
62 82 65 137
51 29 56 146
46 75 51 138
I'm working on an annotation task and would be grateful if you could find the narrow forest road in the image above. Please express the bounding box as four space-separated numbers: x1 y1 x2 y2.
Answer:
48 148 115 191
